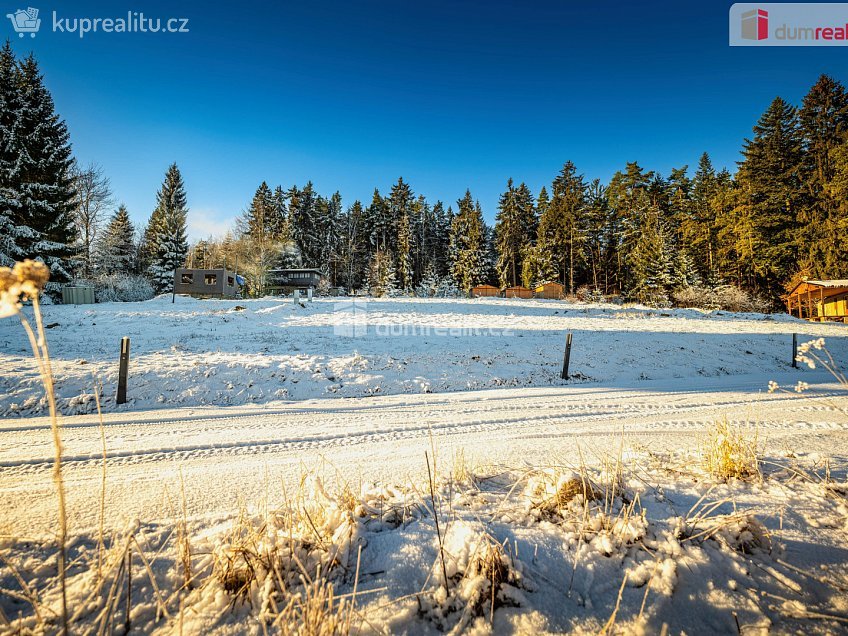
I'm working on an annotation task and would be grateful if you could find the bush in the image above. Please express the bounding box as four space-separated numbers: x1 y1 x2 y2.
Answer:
673 285 771 313
575 285 606 304
92 273 155 303
672 285 719 310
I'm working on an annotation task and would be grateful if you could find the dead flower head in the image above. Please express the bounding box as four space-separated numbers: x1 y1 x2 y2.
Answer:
0 260 50 318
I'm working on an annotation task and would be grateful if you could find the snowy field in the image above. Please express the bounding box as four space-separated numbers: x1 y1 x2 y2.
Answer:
1 295 847 417
2 297 848 634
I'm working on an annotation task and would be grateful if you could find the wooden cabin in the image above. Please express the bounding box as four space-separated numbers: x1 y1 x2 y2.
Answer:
535 282 564 299
471 284 500 298
785 279 848 322
504 286 532 299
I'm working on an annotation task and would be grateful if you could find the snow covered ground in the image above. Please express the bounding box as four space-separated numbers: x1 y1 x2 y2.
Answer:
1 295 846 417
1 297 848 633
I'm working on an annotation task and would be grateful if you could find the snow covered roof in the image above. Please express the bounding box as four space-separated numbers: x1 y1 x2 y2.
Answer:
786 278 848 299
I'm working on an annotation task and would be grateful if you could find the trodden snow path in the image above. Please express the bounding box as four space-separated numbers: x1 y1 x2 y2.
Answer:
2 372 847 538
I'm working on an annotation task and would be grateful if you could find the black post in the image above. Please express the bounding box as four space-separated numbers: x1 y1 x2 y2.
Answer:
792 333 797 369
172 269 177 304
561 332 573 380
117 337 130 405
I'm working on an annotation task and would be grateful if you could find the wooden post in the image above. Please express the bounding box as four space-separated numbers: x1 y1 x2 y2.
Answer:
117 337 130 405
561 332 573 380
792 333 797 369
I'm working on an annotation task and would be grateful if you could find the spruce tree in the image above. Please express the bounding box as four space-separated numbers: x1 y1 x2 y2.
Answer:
0 42 26 267
583 179 610 292
13 53 77 290
735 96 803 296
96 204 135 274
147 163 189 293
239 181 277 294
495 178 523 287
449 191 486 292
798 76 848 276
539 161 587 293
689 153 719 280
396 211 413 291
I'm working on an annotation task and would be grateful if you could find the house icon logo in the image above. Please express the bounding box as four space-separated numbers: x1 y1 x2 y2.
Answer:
741 8 768 40
6 7 41 38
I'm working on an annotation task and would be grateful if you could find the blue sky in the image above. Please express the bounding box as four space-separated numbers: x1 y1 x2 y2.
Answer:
6 0 847 239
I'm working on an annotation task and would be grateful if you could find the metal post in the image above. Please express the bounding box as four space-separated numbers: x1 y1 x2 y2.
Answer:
117 337 130 405
561 332 573 380
172 269 177 304
308 287 313 302
293 289 300 304
792 333 797 369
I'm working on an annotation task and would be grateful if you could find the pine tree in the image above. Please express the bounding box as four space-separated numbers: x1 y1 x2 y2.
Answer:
147 163 189 293
416 262 440 297
583 179 611 292
239 181 278 295
538 162 587 293
608 162 654 292
449 190 486 292
289 182 321 265
495 178 523 287
0 42 27 267
689 153 719 280
13 53 77 291
797 76 848 276
735 96 803 296
628 205 672 305
96 204 135 274
396 211 413 291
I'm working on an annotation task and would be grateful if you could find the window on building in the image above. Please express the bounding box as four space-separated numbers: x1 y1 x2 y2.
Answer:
227 276 234 286
205 274 217 285
181 273 194 284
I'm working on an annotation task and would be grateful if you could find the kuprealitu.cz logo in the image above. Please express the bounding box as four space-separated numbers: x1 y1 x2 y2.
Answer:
6 7 189 38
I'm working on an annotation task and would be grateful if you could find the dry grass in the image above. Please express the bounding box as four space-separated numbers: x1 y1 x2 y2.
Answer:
702 419 760 482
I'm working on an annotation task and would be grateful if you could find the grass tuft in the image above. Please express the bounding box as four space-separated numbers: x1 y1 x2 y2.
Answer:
703 419 760 482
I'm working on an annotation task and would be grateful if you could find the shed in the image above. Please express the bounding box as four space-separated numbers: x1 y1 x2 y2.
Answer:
61 285 95 305
535 282 564 299
785 279 848 321
471 284 500 298
504 286 532 299
174 268 240 299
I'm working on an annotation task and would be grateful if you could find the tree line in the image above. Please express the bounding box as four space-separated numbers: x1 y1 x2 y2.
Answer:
1 40 846 308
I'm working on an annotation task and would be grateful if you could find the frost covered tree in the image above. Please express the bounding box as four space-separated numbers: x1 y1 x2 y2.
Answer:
396 211 413 291
146 163 189 293
0 49 76 292
0 42 26 267
449 190 487 292
71 161 113 277
96 204 135 274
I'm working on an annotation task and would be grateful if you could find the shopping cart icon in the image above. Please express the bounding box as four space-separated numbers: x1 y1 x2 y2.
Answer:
6 7 41 38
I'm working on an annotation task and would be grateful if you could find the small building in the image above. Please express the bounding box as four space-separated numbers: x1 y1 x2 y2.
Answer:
174 268 240 299
266 268 325 295
471 284 500 298
786 279 848 322
535 282 564 299
504 286 533 299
